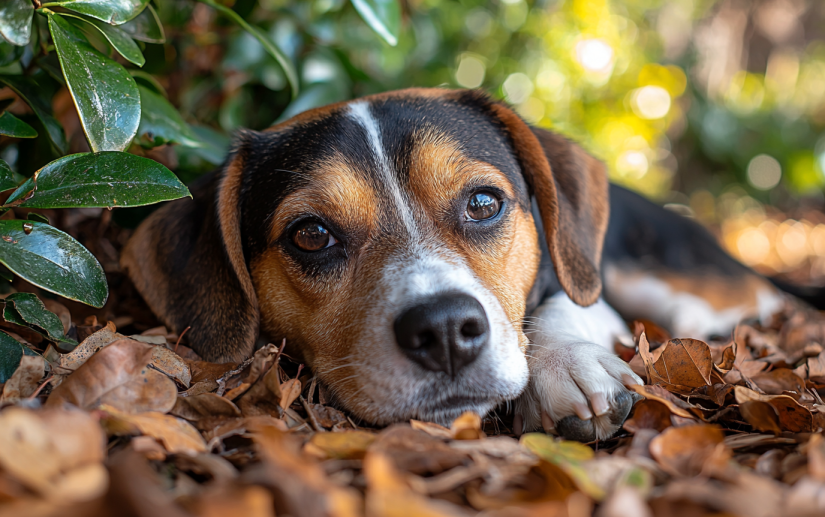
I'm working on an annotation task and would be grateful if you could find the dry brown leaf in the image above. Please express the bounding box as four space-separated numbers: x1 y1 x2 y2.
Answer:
172 393 242 421
411 419 453 439
0 407 107 502
48 339 177 413
0 354 45 403
311 404 348 428
628 384 699 419
712 341 737 373
806 433 825 482
101 405 207 456
58 321 123 370
735 386 813 433
364 452 468 517
187 360 240 384
807 351 825 383
150 345 191 387
451 411 485 440
279 378 302 410
649 424 731 477
237 361 283 418
304 430 376 459
251 424 362 517
203 415 288 443
623 399 673 433
184 484 275 517
369 425 469 476
751 368 807 397
641 335 713 389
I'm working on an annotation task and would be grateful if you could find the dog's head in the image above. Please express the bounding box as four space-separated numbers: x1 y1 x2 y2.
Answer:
122 88 609 424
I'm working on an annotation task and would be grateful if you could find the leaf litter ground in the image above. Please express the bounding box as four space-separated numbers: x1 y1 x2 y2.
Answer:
3 213 825 516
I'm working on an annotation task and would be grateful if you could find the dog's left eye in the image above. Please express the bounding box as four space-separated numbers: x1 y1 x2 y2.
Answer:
466 192 501 221
292 221 338 252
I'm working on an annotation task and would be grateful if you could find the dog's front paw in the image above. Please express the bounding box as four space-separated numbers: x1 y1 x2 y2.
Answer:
515 340 642 442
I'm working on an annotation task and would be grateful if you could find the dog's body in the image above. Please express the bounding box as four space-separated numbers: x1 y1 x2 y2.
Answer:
123 88 803 441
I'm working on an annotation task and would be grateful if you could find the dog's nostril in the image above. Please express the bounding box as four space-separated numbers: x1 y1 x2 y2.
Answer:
394 293 490 376
461 320 483 338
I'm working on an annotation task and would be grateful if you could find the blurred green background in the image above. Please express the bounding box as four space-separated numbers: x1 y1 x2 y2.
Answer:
3 0 825 283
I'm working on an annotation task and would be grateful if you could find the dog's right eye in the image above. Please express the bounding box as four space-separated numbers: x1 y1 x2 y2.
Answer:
292 221 337 252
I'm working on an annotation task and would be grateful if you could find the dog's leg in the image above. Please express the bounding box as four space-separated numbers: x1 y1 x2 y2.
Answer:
515 291 643 442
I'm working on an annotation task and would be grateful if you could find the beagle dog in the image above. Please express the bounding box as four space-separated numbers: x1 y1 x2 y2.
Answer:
122 88 804 441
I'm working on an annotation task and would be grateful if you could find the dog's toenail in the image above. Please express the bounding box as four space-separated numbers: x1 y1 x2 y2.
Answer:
573 402 593 420
591 393 609 416
541 410 555 432
622 373 640 386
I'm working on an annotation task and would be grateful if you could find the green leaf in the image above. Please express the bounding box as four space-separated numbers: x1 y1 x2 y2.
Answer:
43 0 150 25
0 0 33 46
120 4 164 43
137 85 201 148
0 75 68 154
199 0 298 99
0 159 18 193
0 111 38 139
64 14 145 67
0 40 25 67
48 14 140 152
520 433 605 500
351 0 400 46
0 330 37 383
0 220 107 307
6 152 190 209
26 213 50 224
2 292 75 345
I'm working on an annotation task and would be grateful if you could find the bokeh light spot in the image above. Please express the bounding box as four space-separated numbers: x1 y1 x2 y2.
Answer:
631 86 672 119
747 154 782 190
503 73 533 104
737 228 770 266
575 38 614 73
455 55 486 89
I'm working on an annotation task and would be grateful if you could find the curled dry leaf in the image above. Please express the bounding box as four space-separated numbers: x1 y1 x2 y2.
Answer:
520 433 605 500
58 321 123 370
450 411 485 440
640 334 713 390
750 368 807 397
623 399 673 433
172 392 242 421
305 430 376 460
734 386 813 433
150 345 191 387
649 424 731 477
628 384 699 419
0 407 107 502
0 354 45 403
279 378 302 411
369 425 469 476
101 405 207 456
410 419 452 439
47 339 177 413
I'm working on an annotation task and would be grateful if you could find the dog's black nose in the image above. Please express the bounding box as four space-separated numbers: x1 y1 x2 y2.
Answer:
393 293 489 376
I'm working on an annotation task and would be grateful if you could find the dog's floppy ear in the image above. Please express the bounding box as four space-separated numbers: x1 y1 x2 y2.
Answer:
121 134 260 362
490 103 609 307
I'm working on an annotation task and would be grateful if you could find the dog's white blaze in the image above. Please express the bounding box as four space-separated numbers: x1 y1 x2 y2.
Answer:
347 102 417 235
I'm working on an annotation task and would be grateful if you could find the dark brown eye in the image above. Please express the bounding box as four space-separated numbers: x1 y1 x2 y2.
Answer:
292 221 337 251
466 192 501 221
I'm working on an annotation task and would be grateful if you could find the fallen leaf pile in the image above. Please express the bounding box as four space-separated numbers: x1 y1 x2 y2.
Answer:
6 293 825 516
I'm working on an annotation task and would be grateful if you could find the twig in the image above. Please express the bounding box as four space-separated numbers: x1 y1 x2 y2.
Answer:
216 356 254 397
300 395 324 432
28 374 53 399
174 326 191 353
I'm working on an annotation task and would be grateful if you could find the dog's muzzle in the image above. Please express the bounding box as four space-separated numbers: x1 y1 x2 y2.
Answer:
393 292 490 377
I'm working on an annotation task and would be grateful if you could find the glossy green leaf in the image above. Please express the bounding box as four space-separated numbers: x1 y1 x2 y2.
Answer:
0 220 107 307
0 0 33 46
0 330 37 383
26 213 50 224
6 152 190 209
351 0 400 46
120 4 164 43
137 85 201 147
49 14 140 152
65 14 145 67
199 0 298 99
0 111 37 138
0 75 68 154
2 292 75 345
0 40 24 66
42 0 150 25
0 159 18 193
